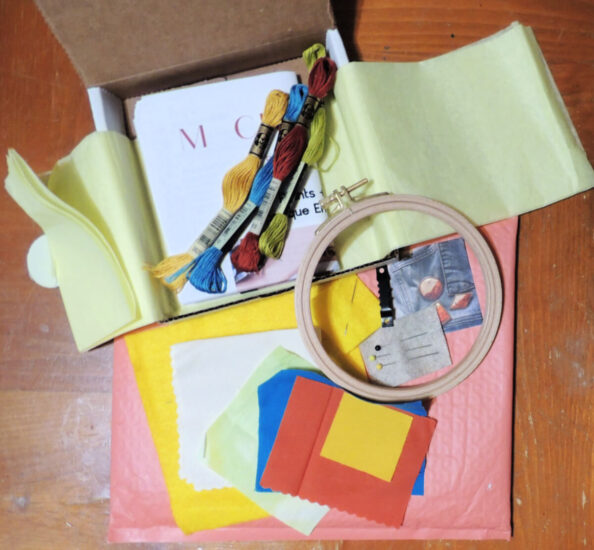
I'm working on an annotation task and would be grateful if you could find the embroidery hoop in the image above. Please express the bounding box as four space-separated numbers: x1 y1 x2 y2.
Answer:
294 182 503 401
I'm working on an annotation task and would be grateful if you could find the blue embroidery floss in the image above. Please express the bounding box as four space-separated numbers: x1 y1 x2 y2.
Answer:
187 158 274 293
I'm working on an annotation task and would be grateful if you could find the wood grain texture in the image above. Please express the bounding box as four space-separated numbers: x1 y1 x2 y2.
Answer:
0 0 592 548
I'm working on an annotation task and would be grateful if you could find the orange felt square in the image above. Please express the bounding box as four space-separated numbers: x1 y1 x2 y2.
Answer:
260 376 436 527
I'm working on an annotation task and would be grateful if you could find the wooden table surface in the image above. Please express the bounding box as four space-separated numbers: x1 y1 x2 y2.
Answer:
0 1 592 548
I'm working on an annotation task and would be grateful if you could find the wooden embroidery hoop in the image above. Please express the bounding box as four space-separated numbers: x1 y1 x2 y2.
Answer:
294 181 503 402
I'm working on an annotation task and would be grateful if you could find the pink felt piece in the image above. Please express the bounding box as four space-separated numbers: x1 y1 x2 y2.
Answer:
108 216 517 542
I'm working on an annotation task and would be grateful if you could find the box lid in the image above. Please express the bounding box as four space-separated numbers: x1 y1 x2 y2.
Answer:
35 0 334 97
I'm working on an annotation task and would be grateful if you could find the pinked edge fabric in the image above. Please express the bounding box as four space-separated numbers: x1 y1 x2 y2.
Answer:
204 347 330 535
260 376 436 527
256 368 427 494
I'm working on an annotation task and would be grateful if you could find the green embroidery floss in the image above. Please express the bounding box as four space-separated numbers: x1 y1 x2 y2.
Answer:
258 105 327 259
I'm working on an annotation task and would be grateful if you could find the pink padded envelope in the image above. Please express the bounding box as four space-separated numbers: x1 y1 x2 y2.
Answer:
108 217 517 542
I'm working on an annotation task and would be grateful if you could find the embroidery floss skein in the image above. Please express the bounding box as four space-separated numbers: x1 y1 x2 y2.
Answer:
148 89 288 292
259 105 327 259
186 84 309 293
302 42 327 71
231 56 337 272
258 43 327 260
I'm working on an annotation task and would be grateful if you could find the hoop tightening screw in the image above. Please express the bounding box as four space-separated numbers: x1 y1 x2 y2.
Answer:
320 178 369 212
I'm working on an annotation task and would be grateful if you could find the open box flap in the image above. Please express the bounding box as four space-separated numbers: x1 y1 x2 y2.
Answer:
34 0 335 98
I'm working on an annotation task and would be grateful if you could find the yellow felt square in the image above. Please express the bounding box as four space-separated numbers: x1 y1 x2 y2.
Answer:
320 393 413 482
314 275 381 381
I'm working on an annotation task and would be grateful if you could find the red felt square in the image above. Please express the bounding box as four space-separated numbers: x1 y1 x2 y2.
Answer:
260 376 437 527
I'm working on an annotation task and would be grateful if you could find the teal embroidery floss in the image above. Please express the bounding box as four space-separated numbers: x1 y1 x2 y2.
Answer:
187 158 274 293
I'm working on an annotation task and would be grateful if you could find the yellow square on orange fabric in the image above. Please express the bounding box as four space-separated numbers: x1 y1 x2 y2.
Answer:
320 392 412 482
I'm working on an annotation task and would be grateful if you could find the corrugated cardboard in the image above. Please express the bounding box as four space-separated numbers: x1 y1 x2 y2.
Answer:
34 0 335 98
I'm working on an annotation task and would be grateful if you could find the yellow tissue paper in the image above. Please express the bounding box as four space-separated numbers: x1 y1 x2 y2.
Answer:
4 148 138 351
321 22 594 269
5 133 174 350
